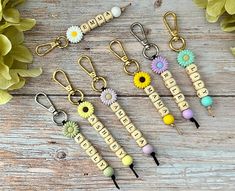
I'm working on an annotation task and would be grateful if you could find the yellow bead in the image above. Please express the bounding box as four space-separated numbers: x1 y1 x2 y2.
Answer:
95 14 106 26
163 114 175 125
80 23 91 34
121 155 133 166
88 19 98 29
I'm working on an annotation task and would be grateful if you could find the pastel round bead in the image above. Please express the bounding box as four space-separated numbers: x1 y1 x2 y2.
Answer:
111 7 122 17
103 166 114 177
121 155 133 166
182 109 193 119
163 114 175 125
142 144 154 155
201 96 213 107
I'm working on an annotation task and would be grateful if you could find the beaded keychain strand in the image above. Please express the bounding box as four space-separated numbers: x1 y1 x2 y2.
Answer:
130 22 200 129
35 3 131 56
77 55 159 165
35 92 119 189
108 39 179 132
163 12 214 117
52 70 139 178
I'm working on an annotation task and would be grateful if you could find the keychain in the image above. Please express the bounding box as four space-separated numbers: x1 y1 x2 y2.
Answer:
108 39 181 133
35 92 119 189
35 3 131 56
130 22 200 129
163 12 214 117
52 69 139 178
77 55 160 165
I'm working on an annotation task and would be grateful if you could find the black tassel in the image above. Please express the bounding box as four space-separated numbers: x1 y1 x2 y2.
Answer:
129 163 139 178
150 152 160 166
190 117 200 128
111 175 120 189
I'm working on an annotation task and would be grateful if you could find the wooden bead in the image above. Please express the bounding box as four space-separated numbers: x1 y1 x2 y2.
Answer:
104 135 115 145
88 19 98 30
95 14 106 26
110 141 121 152
74 133 85 144
80 139 91 150
149 92 160 103
186 64 197 75
115 148 127 159
158 107 170 117
170 85 181 96
86 146 97 157
161 70 172 81
115 109 125 119
154 100 164 110
193 80 205 90
97 159 108 170
99 127 110 138
189 72 201 82
120 116 131 126
165 78 176 89
88 114 98 125
103 11 113 22
144 85 155 95
178 101 189 111
91 153 102 164
174 93 185 104
131 129 142 140
136 137 147 147
110 102 120 112
93 121 104 132
80 23 91 34
197 88 209 98
125 123 136 133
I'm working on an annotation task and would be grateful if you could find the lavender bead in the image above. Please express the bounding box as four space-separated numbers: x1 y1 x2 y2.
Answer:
142 144 154 155
182 109 193 119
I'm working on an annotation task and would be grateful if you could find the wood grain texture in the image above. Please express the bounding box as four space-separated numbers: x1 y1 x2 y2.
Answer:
1 0 235 190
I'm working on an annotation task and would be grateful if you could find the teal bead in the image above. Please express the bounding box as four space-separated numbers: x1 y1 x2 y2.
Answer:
201 96 213 107
103 166 114 177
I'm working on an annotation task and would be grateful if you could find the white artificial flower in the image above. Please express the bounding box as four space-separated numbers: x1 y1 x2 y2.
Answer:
66 26 83 43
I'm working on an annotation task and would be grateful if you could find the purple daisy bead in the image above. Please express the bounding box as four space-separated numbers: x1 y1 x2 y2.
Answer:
151 56 169 74
100 88 117 106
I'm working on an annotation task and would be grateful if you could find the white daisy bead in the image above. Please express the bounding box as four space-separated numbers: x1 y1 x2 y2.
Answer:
66 26 83 43
111 6 122 18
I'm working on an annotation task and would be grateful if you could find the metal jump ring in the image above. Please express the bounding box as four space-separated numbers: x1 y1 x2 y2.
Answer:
143 43 159 60
169 36 186 52
56 36 69 49
52 110 68 126
68 89 84 105
92 76 107 92
124 60 140 76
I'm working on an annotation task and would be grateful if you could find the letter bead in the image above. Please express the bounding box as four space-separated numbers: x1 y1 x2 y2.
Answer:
88 19 98 29
186 64 197 75
170 85 181 96
149 92 160 103
193 80 205 90
115 109 125 119
158 107 170 117
120 116 131 126
115 148 127 159
165 78 176 89
104 135 115 145
88 114 98 125
189 72 201 82
74 133 85 144
197 88 209 98
80 23 91 34
161 70 172 81
97 159 108 170
99 127 110 138
110 102 120 112
178 101 189 111
154 100 164 110
110 141 121 152
95 14 106 26
91 153 102 164
131 129 142 140
86 146 97 157
144 85 155 95
93 121 104 132
103 11 113 22
125 123 136 133
80 139 91 150
136 137 148 147
174 93 185 104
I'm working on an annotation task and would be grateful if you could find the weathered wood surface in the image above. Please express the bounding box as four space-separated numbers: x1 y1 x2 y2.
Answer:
1 0 235 190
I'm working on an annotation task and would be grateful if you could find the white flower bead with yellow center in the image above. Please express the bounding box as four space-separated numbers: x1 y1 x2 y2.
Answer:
66 26 83 43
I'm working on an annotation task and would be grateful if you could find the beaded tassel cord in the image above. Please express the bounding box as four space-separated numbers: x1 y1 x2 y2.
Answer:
35 92 119 189
109 39 177 130
35 3 131 56
77 55 159 165
130 22 200 130
163 11 214 117
52 70 139 178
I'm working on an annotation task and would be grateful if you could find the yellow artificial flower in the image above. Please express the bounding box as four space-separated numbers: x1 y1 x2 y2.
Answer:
133 71 151 89
77 101 94 119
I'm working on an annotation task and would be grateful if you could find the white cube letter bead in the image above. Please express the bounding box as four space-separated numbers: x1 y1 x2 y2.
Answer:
104 135 115 145
95 14 106 26
91 153 102 164
80 23 91 34
115 148 127 159
111 6 122 18
149 92 160 103
161 70 172 81
88 19 98 29
158 107 170 117
93 121 104 132
165 78 176 89
178 101 189 111
189 72 201 82
197 88 209 98
103 11 113 22
131 130 142 140
74 133 85 144
115 109 125 119
170 85 181 96
144 85 155 95
80 139 91 150
97 159 108 170
174 93 185 104
86 146 97 157
125 123 136 133
110 141 121 152
186 64 197 75
99 127 110 138
120 116 131 126
110 102 120 112
193 80 205 90
154 100 164 110
88 114 98 125
136 137 147 147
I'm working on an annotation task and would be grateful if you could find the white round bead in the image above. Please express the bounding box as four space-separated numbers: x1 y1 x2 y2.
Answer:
111 6 122 18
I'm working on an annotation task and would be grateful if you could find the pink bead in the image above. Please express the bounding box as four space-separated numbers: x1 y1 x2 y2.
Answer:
142 144 154 155
182 109 193 119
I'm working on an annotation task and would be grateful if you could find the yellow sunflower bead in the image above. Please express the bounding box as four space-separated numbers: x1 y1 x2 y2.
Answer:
163 114 175 125
133 71 151 89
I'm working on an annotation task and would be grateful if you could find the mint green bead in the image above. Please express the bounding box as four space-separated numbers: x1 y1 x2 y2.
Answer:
201 96 213 107
103 166 114 177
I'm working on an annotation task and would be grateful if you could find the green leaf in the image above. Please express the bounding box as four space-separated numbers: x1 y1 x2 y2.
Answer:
206 0 226 17
0 71 19 89
193 0 208 8
3 8 20 23
11 44 33 63
12 68 42 77
0 34 12 56
0 57 11 80
11 60 28 69
7 0 25 8
225 0 235 15
3 54 13 68
3 26 24 45
14 18 36 31
231 47 235 55
0 22 12 32
221 15 235 32
0 89 12 105
0 3 2 20
8 77 25 90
